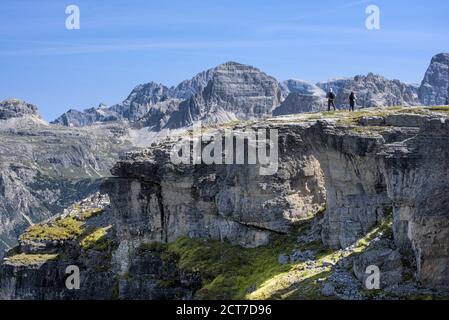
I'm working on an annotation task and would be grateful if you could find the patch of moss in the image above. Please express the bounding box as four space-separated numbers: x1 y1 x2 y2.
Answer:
6 253 59 265
427 106 449 115
406 293 435 300
79 225 112 250
137 226 302 300
134 206 395 300
20 217 83 241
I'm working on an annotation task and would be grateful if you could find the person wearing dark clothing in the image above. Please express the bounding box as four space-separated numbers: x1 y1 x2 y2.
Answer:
349 91 357 112
327 89 336 111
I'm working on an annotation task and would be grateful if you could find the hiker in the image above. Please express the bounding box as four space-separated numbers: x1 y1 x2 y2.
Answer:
327 88 336 111
349 91 357 112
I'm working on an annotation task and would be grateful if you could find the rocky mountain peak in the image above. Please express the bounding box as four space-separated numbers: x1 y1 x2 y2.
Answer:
0 98 40 120
419 52 449 106
165 61 282 128
123 81 170 106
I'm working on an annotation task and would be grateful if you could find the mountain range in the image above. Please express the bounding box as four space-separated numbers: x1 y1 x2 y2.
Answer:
51 53 449 128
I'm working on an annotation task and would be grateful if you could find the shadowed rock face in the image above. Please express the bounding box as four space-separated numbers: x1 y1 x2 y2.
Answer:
419 53 449 106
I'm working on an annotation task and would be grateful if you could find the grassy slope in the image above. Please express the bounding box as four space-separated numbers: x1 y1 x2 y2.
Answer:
138 212 393 300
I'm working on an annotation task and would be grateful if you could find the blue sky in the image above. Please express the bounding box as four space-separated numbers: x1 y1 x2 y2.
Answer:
1 0 448 121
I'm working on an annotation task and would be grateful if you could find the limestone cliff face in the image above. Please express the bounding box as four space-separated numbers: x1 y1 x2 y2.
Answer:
1 108 449 299
380 117 449 287
103 109 449 289
104 129 326 249
304 113 449 288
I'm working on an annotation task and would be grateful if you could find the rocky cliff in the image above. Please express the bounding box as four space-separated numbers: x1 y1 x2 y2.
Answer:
419 53 449 106
2 106 449 299
0 99 139 258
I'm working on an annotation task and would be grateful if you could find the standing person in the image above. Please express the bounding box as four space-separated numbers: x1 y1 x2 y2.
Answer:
349 91 357 112
327 88 336 111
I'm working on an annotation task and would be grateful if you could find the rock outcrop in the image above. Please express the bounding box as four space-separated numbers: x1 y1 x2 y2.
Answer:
419 53 449 106
0 99 40 120
0 193 201 299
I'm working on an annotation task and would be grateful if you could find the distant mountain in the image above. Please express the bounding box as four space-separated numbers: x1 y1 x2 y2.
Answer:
165 61 282 128
168 68 215 100
316 78 353 96
52 71 215 128
281 79 326 97
273 93 325 116
274 80 326 115
419 53 449 106
52 81 172 127
317 73 419 108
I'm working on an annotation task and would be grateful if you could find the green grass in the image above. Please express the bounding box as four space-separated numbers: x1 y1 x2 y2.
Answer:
5 253 59 265
19 205 106 243
79 225 112 250
138 226 304 300
135 207 394 300
427 105 449 115
20 216 83 241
